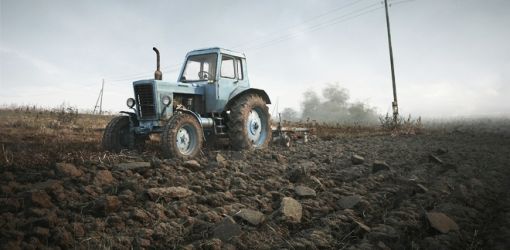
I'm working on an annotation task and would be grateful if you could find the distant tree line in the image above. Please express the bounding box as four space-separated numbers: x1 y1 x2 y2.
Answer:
280 83 378 125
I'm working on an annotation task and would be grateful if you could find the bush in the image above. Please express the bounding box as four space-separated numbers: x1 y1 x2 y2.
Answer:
379 113 423 135
53 103 79 124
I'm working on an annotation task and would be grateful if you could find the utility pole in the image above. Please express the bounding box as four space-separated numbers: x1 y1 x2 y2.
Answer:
384 0 399 123
93 79 104 115
99 79 104 115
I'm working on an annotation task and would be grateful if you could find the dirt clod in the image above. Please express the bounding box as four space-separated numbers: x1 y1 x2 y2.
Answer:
130 208 150 222
338 195 362 209
213 216 243 241
146 187 194 200
280 197 303 223
184 160 201 170
93 170 114 185
426 212 460 233
116 161 151 171
372 160 390 173
25 190 53 208
234 209 265 226
294 185 316 198
56 162 83 177
216 153 228 168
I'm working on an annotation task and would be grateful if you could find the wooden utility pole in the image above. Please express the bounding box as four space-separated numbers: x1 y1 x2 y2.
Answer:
99 79 104 114
384 0 399 123
93 79 104 115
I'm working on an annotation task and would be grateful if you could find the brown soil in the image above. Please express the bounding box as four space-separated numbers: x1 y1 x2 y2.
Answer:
1 111 510 249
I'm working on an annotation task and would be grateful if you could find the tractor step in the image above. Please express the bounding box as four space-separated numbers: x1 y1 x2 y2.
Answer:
212 114 227 135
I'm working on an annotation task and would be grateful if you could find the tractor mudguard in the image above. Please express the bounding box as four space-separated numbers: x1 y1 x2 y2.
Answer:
225 88 271 111
120 111 139 126
120 111 137 120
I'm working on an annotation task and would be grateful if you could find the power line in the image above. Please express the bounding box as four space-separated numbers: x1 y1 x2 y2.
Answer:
240 0 413 53
388 0 416 7
230 0 368 49
106 64 182 82
243 3 383 53
242 0 414 54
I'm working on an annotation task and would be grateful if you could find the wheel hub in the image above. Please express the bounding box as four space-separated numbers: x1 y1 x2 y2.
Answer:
247 109 262 143
176 127 192 154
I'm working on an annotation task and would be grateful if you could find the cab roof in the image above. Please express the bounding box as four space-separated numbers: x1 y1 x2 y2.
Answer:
186 47 246 59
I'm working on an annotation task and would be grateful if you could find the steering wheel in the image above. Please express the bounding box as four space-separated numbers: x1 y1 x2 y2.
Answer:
198 71 210 80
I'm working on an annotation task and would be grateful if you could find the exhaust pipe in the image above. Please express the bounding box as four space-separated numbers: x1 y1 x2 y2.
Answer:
153 47 162 80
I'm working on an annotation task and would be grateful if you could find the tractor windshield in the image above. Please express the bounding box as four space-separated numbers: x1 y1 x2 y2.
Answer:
181 53 218 82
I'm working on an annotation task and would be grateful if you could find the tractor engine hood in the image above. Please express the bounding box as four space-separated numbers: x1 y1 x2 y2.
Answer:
132 79 205 121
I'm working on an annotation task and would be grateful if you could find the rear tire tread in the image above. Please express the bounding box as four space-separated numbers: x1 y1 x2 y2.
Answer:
227 94 271 150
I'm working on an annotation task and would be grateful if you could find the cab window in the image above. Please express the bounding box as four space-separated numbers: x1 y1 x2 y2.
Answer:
236 59 243 80
181 53 217 82
221 56 235 79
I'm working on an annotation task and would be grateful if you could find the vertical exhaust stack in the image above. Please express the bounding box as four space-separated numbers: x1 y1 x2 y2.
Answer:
153 47 162 80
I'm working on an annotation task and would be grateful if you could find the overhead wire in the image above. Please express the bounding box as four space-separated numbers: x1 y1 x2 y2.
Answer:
388 0 416 7
240 0 414 54
230 0 368 50
106 64 182 82
242 3 384 53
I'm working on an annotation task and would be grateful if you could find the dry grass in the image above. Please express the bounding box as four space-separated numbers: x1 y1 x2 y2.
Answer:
276 113 424 140
0 106 113 167
379 113 423 135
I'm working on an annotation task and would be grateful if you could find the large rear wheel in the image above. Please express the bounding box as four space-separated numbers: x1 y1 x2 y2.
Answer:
228 94 271 150
161 113 203 159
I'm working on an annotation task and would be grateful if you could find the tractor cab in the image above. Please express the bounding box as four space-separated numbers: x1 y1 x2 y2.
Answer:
179 48 249 112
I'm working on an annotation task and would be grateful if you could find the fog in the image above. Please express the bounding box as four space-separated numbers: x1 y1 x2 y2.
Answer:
281 83 378 124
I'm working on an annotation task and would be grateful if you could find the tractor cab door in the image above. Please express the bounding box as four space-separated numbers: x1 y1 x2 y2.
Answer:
216 54 247 111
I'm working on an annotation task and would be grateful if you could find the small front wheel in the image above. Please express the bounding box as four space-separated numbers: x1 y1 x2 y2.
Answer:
102 116 131 152
161 113 203 159
102 116 146 152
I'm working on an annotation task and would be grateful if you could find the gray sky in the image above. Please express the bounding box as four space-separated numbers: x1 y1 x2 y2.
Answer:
1 0 509 118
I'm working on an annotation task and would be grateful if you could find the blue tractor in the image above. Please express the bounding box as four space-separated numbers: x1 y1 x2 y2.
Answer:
102 47 272 158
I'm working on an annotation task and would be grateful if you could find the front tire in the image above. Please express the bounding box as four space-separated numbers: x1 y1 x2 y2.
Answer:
228 94 272 150
102 116 140 152
161 113 203 159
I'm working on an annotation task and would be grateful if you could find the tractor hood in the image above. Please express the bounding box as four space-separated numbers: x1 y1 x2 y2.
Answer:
132 79 205 120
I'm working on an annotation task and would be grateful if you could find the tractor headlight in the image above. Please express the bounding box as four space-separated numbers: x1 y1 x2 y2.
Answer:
162 95 171 106
126 98 135 108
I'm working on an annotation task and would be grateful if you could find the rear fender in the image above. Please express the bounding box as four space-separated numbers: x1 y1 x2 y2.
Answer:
224 88 271 111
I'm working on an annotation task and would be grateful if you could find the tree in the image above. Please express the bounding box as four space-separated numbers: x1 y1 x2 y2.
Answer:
297 83 379 124
348 102 378 124
301 90 320 120
322 83 349 106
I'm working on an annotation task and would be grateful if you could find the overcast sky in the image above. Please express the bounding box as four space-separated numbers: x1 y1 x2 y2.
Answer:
1 0 509 118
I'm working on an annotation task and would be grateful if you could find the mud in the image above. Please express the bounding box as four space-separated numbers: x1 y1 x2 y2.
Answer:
1 129 510 249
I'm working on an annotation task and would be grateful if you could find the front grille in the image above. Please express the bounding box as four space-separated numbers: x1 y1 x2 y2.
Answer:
135 84 156 119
